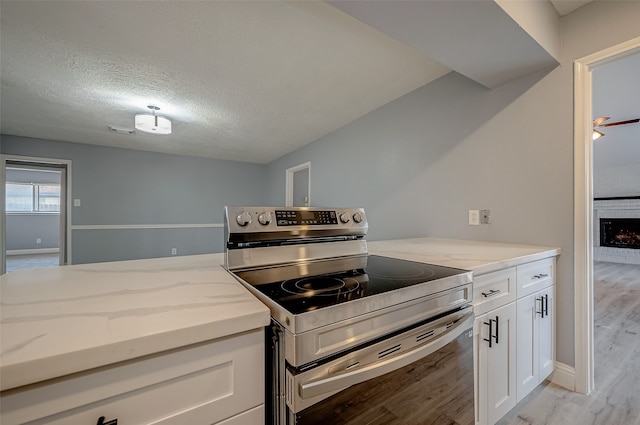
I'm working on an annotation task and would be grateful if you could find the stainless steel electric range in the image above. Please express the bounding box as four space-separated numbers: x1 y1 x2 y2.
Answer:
224 206 474 425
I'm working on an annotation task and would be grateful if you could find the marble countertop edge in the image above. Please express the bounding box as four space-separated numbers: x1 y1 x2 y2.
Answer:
0 309 270 392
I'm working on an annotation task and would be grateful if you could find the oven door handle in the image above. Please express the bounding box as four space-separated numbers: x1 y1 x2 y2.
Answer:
297 311 474 400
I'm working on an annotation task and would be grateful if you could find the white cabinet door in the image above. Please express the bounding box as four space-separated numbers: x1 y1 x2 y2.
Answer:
538 285 555 381
516 292 539 401
516 286 555 402
476 302 517 425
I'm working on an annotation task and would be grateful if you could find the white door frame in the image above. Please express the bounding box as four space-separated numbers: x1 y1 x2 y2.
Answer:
573 36 640 395
285 162 310 207
1 154 73 274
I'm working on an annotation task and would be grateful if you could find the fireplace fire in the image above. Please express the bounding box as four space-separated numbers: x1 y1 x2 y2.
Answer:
600 218 640 249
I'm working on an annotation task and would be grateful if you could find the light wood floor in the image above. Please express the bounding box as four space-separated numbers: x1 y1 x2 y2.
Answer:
497 261 640 425
5 253 60 272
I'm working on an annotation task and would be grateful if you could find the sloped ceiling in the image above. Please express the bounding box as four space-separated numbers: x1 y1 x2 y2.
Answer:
550 0 593 16
1 1 567 163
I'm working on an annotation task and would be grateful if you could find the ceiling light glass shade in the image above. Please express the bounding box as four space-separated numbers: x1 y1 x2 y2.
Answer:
592 129 604 140
135 114 172 135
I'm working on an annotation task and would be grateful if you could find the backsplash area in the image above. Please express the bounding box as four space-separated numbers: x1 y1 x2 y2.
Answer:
594 198 640 265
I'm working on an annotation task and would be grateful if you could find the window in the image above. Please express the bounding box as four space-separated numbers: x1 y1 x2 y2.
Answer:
6 183 61 212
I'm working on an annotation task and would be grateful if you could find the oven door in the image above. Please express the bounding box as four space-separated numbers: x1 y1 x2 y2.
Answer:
286 307 474 424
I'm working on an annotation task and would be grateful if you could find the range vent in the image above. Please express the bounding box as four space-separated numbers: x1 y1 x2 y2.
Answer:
416 330 435 343
378 344 402 359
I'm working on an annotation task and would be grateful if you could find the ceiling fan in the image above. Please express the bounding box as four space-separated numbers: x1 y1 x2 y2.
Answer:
592 116 640 140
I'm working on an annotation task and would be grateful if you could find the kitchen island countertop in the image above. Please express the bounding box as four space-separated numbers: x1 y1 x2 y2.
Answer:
0 253 270 392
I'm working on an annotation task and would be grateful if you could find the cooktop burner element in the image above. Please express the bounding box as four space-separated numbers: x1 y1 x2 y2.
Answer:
283 276 361 297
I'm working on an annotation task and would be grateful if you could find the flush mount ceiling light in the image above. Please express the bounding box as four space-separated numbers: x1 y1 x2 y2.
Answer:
135 105 172 135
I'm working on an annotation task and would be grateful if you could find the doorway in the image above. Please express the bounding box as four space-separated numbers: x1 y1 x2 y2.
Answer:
286 162 311 207
573 37 640 395
1 155 72 274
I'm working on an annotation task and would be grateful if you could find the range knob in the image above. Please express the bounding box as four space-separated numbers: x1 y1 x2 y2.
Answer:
339 213 350 223
352 212 363 223
236 211 252 226
258 211 272 225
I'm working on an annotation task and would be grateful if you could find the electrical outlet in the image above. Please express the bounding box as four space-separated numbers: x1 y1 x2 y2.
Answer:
171 248 177 255
73 199 81 207
468 210 480 226
36 238 42 244
480 209 491 224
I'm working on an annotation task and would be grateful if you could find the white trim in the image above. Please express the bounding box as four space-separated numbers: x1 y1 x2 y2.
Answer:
6 248 60 256
71 223 224 230
573 60 595 396
573 36 640 396
551 362 576 392
285 161 311 207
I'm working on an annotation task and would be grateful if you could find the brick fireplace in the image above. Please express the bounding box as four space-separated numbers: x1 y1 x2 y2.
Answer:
594 197 640 265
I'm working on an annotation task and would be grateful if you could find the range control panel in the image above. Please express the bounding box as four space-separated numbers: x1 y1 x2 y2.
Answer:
275 209 338 226
224 206 367 236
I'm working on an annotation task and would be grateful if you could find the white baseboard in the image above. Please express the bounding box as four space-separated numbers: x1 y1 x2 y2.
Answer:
552 361 576 391
6 248 60 256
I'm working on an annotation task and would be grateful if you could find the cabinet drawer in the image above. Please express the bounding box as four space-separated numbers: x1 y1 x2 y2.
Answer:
473 267 517 316
1 330 264 425
516 258 555 298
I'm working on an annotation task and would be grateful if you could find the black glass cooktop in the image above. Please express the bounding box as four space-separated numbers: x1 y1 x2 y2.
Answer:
233 255 469 315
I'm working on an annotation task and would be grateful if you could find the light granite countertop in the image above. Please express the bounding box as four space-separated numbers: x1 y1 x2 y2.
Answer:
0 253 270 392
0 238 559 393
368 237 560 275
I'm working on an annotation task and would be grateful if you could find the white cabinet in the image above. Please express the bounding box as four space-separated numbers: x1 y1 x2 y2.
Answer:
474 256 556 425
473 266 518 425
475 301 517 425
516 283 554 402
0 329 265 425
473 267 517 317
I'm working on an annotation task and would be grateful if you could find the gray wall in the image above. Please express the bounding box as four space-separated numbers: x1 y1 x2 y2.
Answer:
7 214 59 250
266 1 640 370
267 69 567 246
1 135 269 263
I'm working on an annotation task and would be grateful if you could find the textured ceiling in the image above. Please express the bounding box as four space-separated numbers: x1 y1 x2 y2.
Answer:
0 1 606 164
0 1 450 163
